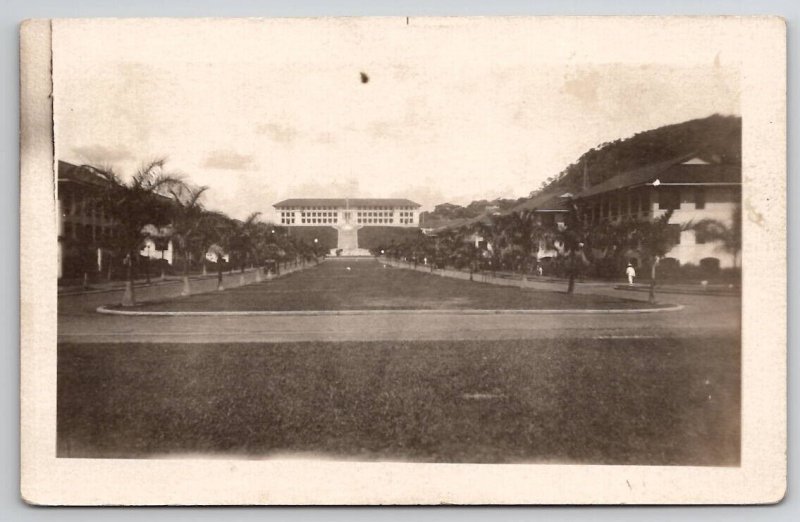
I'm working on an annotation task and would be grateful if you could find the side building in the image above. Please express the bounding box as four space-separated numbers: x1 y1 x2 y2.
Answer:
58 160 174 282
574 155 741 269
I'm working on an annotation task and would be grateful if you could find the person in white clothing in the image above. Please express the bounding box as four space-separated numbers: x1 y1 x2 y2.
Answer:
625 263 636 285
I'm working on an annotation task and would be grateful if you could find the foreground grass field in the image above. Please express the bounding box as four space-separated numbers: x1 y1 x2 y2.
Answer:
119 259 667 312
58 336 739 464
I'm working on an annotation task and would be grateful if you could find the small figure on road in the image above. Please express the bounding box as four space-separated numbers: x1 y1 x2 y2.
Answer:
536 264 543 277
626 263 636 285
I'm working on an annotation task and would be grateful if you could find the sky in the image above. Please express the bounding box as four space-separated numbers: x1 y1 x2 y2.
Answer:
52 17 741 222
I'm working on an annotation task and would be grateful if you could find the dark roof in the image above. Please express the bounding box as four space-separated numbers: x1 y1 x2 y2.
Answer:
58 160 114 189
576 156 741 199
507 192 571 213
274 198 420 208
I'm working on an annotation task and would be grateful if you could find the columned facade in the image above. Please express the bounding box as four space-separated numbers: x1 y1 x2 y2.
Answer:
274 198 421 228
274 198 421 256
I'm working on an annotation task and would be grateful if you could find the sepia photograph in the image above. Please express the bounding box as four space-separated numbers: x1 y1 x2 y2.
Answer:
20 16 786 505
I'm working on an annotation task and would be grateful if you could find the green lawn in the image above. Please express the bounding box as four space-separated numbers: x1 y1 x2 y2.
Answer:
118 258 667 312
58 336 740 464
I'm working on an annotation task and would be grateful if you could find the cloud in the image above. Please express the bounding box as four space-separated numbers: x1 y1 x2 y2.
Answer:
71 144 134 164
256 122 298 143
285 177 363 199
203 150 255 171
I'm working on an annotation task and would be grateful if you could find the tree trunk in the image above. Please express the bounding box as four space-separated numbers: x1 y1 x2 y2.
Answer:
121 251 135 306
182 249 191 296
649 258 657 304
217 262 224 291
202 258 207 276
567 249 576 294
144 255 151 285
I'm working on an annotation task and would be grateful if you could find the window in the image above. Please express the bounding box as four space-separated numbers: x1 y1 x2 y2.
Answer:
695 189 706 210
667 224 681 245
658 188 680 210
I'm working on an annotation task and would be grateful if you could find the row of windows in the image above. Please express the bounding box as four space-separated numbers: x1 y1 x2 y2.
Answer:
280 218 296 224
358 218 394 224
61 222 116 241
300 211 337 218
61 197 110 221
357 211 392 218
301 217 338 224
352 206 415 211
278 205 417 212
283 206 339 211
583 188 707 224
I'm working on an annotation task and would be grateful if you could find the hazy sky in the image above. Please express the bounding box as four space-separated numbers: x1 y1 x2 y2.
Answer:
53 18 740 221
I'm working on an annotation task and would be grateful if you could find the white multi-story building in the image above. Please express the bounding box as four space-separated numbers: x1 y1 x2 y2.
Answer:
273 198 421 227
273 198 421 256
575 156 741 268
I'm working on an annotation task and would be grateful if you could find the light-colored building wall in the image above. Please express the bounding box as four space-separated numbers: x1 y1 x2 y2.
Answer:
579 185 740 268
139 239 174 265
277 204 419 227
652 186 740 268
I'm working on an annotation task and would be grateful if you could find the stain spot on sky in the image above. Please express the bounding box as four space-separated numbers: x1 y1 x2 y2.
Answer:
360 72 369 84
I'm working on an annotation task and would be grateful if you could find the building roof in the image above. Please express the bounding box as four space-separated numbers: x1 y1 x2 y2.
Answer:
274 198 420 208
576 156 741 199
507 191 571 213
58 160 115 189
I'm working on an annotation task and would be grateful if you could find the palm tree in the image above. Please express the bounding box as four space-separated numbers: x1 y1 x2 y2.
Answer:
227 212 262 274
626 209 678 303
557 198 590 294
169 184 209 295
195 210 229 277
691 206 742 269
93 159 183 306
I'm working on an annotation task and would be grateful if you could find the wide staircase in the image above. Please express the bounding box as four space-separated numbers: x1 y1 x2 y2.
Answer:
332 224 372 257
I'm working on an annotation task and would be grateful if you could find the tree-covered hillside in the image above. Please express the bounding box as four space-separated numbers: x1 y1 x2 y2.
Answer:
536 113 741 195
420 198 525 228
423 113 740 229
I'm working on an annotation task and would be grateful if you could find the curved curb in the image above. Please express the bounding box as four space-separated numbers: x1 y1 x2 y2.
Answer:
96 304 684 317
613 285 740 297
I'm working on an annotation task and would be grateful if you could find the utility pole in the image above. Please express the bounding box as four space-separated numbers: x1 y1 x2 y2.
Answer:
582 161 589 192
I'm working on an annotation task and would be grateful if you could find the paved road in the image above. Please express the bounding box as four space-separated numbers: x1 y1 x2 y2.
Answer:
58 258 740 344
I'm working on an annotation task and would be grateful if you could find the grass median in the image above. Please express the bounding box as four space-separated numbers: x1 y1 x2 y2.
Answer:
108 259 670 312
58 335 739 465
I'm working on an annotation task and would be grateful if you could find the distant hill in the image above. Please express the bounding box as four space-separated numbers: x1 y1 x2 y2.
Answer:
533 113 741 196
